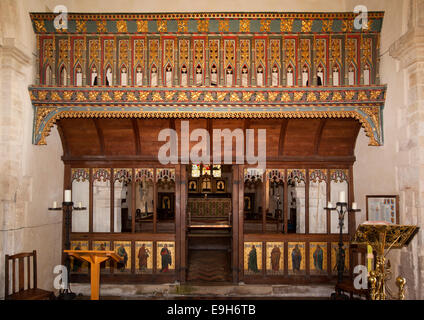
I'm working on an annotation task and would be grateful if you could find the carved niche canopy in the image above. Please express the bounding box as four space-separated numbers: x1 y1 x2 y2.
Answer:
29 12 386 147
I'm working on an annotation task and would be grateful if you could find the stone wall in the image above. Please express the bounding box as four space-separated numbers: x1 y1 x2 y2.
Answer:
388 0 424 299
0 0 64 299
352 0 424 299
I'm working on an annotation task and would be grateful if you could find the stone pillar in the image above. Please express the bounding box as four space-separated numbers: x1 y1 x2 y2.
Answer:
389 0 424 300
0 36 32 299
0 0 64 299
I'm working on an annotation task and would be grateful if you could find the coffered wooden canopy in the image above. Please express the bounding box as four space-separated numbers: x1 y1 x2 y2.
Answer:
57 118 360 163
29 12 386 156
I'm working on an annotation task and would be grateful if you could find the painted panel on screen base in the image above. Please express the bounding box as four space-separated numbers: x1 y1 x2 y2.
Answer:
114 241 132 273
244 242 262 275
266 242 284 275
70 240 89 273
92 240 111 272
331 242 349 274
157 241 175 273
136 241 153 274
309 242 327 275
288 242 305 275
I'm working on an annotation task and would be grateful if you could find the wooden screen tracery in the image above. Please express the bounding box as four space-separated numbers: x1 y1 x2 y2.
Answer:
135 168 154 182
71 168 89 182
243 166 354 281
30 10 382 285
67 163 355 283
114 168 133 183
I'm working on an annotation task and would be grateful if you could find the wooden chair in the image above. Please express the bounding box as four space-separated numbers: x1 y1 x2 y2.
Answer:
5 250 55 300
335 280 370 300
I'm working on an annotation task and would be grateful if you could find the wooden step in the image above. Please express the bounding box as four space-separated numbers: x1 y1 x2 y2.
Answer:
187 250 232 282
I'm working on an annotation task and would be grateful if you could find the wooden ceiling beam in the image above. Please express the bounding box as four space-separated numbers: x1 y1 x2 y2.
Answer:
55 118 361 162
92 118 105 155
313 119 326 156
132 118 141 156
278 119 288 157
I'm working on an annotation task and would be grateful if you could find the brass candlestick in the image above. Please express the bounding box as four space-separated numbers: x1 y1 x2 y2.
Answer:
49 202 87 300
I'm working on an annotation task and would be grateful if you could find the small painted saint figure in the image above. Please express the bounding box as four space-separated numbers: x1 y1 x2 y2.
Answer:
76 66 83 86
117 244 128 272
317 65 324 86
271 65 279 86
226 66 233 87
160 244 172 272
121 67 128 86
188 180 196 192
105 66 112 86
210 65 218 86
313 245 324 272
217 181 224 191
165 65 173 87
256 65 264 86
348 64 355 85
292 244 302 273
91 66 98 86
151 65 158 86
332 65 340 86
181 65 188 86
195 65 203 86
363 64 370 85
270 245 281 271
136 66 143 86
241 65 248 87
286 65 294 86
138 243 150 271
248 245 259 273
302 65 309 86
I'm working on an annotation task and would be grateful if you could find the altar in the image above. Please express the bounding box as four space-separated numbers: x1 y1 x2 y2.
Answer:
187 198 232 224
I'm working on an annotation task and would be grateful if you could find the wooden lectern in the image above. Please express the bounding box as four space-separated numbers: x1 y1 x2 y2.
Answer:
64 250 123 300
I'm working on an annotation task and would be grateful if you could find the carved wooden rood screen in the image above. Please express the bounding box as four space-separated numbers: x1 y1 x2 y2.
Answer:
29 12 386 284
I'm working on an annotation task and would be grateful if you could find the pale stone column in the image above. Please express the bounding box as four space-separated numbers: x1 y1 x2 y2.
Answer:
389 0 424 300
0 0 64 299
0 37 32 299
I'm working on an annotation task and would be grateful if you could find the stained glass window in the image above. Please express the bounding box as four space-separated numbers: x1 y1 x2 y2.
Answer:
192 164 221 177
202 164 211 176
191 164 200 177
212 165 222 177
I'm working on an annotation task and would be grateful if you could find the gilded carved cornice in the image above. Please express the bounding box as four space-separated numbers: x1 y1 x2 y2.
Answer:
29 85 386 146
28 11 386 148
30 12 384 35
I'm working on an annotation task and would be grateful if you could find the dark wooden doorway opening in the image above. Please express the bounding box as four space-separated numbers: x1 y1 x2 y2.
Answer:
185 164 233 283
